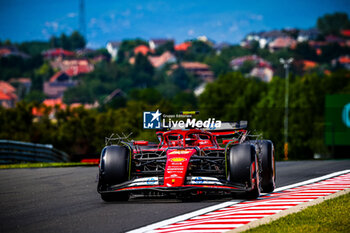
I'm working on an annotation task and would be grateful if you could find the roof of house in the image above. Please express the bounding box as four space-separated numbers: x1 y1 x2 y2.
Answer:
298 28 319 37
42 48 75 57
32 98 67 117
150 39 174 45
195 70 215 77
325 35 345 43
230 55 271 68
134 45 151 55
9 77 31 84
0 48 12 56
259 30 287 39
180 62 209 69
175 42 191 51
42 98 66 109
339 56 350 64
269 37 297 49
308 41 329 48
302 60 318 70
148 51 175 68
341 30 350 37
0 81 16 93
0 90 11 100
171 62 211 74
65 65 93 76
50 58 94 76
0 46 30 58
49 71 70 82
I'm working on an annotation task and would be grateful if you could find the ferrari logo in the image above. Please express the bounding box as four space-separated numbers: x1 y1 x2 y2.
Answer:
170 157 187 162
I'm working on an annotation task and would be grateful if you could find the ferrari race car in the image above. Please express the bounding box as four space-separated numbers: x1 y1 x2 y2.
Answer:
97 122 276 202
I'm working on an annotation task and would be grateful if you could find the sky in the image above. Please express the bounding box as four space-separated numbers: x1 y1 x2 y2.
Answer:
0 0 350 48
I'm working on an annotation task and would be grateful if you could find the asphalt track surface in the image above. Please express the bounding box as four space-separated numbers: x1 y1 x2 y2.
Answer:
0 160 349 233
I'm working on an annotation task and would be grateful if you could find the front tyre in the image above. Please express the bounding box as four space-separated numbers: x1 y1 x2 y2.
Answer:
98 146 130 202
245 153 261 199
228 144 261 199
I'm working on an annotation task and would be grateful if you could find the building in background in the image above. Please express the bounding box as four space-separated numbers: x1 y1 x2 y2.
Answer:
43 72 77 99
0 81 18 108
106 41 121 61
149 39 174 50
148 51 176 69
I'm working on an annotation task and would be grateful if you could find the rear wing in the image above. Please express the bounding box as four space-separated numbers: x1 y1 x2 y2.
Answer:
206 121 247 137
156 121 248 137
204 121 247 131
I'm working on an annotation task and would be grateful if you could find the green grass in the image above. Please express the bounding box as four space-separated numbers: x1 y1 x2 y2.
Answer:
0 162 97 169
244 192 350 233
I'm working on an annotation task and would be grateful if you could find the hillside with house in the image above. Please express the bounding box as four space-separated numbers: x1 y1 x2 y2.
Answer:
1 12 350 159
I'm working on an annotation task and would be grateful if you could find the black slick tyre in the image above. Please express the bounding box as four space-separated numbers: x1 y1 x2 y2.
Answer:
259 140 276 193
98 146 130 202
228 144 260 199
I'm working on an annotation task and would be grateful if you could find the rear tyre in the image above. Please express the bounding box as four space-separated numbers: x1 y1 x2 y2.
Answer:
228 144 260 199
98 146 130 202
259 140 276 193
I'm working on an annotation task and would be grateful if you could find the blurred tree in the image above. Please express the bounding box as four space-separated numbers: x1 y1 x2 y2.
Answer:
49 36 60 48
155 41 175 54
172 91 198 111
251 77 285 160
249 41 260 54
170 66 198 90
0 102 34 142
293 42 318 61
220 45 251 61
239 60 255 74
4 39 12 46
18 41 50 57
24 90 46 103
132 53 154 87
129 88 163 105
69 31 86 49
59 33 71 50
181 40 214 61
116 39 148 63
199 72 267 120
190 40 213 54
319 43 350 63
134 53 154 76
317 12 350 35
204 55 230 77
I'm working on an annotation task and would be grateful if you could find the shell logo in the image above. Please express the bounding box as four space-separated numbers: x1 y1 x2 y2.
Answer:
170 157 187 162
168 150 191 155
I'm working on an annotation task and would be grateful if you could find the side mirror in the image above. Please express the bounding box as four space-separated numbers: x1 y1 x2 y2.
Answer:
222 139 231 145
133 141 149 146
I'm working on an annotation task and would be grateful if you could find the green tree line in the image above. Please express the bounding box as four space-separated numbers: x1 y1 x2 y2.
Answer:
1 70 349 161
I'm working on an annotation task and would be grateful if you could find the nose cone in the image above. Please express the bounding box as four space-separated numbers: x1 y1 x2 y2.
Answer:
164 149 196 187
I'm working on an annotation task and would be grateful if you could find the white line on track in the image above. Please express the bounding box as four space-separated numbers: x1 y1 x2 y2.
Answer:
127 169 350 233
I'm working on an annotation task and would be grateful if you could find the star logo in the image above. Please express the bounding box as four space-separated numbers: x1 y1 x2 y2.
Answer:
143 109 162 129
151 109 162 122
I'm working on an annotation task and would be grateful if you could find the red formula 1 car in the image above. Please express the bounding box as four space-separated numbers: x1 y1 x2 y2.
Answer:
97 122 276 202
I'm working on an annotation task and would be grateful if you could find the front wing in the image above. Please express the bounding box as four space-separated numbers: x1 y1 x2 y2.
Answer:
99 176 253 194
